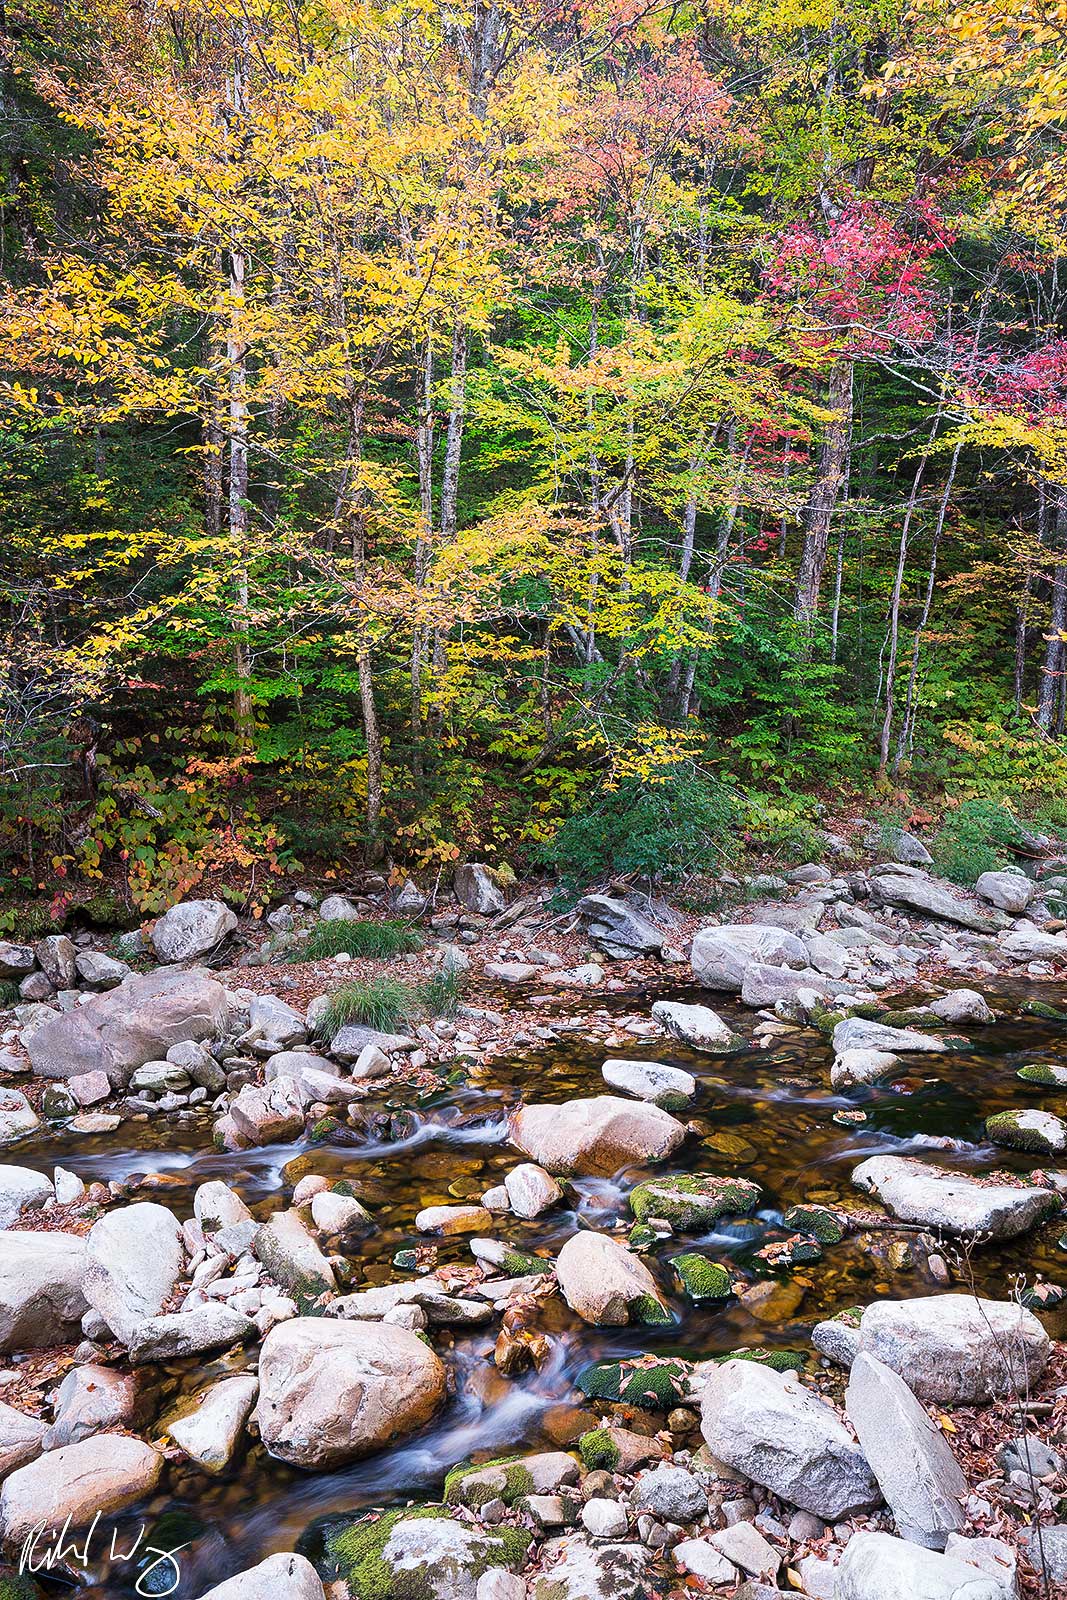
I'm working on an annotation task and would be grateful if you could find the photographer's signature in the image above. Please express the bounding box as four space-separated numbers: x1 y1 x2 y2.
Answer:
19 1511 188 1596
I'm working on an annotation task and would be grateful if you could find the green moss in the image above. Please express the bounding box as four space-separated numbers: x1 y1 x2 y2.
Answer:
499 1248 553 1277
1023 1000 1067 1022
627 1224 658 1251
716 1346 806 1373
575 1356 689 1410
878 1008 931 1028
756 1234 823 1271
986 1109 1065 1154
578 1427 620 1472
309 1115 341 1142
1018 1063 1067 1087
320 1506 460 1597
629 1173 762 1230
781 1203 846 1245
629 1291 671 1326
670 1253 732 1301
0 1575 45 1600
444 1457 536 1510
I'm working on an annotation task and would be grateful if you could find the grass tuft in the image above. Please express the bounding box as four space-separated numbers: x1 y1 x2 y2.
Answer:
297 918 423 962
318 969 463 1039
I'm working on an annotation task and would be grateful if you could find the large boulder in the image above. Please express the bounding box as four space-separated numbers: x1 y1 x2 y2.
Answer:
167 1374 259 1475
0 1231 87 1350
650 1000 744 1052
852 1155 1059 1241
530 1539 650 1600
835 1531 1007 1600
575 894 664 957
1000 925 1067 962
25 967 229 1086
44 1363 144 1449
832 1017 948 1055
699 1359 880 1520
151 898 238 962
195 1554 326 1600
846 1354 967 1549
867 865 997 931
337 1513 531 1600
254 1317 446 1468
454 863 505 916
0 1166 53 1229
0 1401 47 1480
0 1433 162 1543
509 1095 686 1177
855 1295 1049 1405
83 1201 185 1343
975 870 1033 915
556 1232 668 1326
690 924 808 991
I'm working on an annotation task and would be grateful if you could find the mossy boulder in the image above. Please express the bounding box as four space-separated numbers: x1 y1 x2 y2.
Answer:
1017 1063 1067 1088
1023 1000 1067 1022
713 1346 806 1373
986 1109 1067 1156
443 1456 536 1510
782 1203 846 1244
756 1233 823 1272
669 1253 733 1302
311 1505 531 1599
629 1173 761 1230
578 1427 621 1472
627 1224 658 1251
575 1356 690 1410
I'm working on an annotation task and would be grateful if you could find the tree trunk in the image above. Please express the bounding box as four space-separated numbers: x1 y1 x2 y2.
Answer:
894 442 961 770
410 331 434 770
440 318 468 542
1037 487 1067 734
877 447 929 776
227 238 253 746
794 358 854 625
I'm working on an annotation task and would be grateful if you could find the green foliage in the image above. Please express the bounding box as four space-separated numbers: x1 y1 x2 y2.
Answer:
538 767 744 894
317 970 463 1038
298 919 423 961
931 799 1028 884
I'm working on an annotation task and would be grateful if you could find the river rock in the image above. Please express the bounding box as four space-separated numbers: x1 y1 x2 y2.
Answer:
167 1038 226 1090
926 988 994 1025
632 1463 706 1522
168 1373 258 1474
416 1204 492 1236
330 1024 414 1061
530 1538 649 1600
44 1363 143 1448
0 1230 87 1349
985 1108 1067 1155
0 1401 47 1480
0 1433 163 1543
84 1201 185 1343
318 894 361 922
196 1553 326 1600
254 1208 336 1308
455 863 506 916
245 993 306 1050
75 950 130 989
254 1317 446 1468
0 1089 38 1143
650 1000 744 1052
999 925 1067 962
699 1359 880 1519
690 923 808 990
601 1058 696 1108
35 934 77 989
0 944 34 980
0 1165 52 1227
855 1295 1049 1404
127 1303 255 1364
629 1171 761 1229
852 1155 1059 1240
831 1048 902 1088
151 898 238 962
26 967 230 1086
846 1353 967 1549
943 1535 1018 1596
740 962 832 1007
975 870 1033 914
834 1531 1008 1599
575 894 664 956
556 1232 668 1326
510 1095 686 1176
361 1515 529 1600
223 1077 306 1149
1022 1525 1067 1588
195 1180 253 1231
503 1163 563 1219
868 865 996 931
832 1017 948 1055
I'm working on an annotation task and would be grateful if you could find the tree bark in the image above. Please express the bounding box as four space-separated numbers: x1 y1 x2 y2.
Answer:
794 358 854 625
1037 486 1067 734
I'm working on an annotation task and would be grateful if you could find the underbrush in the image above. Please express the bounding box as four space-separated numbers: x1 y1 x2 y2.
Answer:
296 919 423 962
317 970 462 1038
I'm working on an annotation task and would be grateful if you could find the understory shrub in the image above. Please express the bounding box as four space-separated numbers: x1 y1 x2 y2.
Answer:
298 919 423 961
931 799 1029 884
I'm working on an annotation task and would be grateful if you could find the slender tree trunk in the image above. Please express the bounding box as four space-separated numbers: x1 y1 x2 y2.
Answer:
227 30 253 746
440 318 468 542
877 446 930 776
410 331 434 771
794 357 854 625
895 442 961 770
1037 487 1067 733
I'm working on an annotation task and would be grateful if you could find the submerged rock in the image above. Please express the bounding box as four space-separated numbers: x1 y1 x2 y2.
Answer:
254 1317 446 1468
509 1095 686 1177
852 1154 1059 1240
600 1057 696 1109
629 1172 761 1230
650 999 744 1052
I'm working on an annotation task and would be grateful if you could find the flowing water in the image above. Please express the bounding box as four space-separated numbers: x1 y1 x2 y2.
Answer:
13 979 1067 1595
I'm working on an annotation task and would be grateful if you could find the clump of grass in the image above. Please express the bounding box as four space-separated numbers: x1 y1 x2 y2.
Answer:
297 918 423 962
318 969 463 1039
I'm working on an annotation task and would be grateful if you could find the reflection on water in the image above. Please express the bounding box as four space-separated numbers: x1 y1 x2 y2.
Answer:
13 979 1067 1594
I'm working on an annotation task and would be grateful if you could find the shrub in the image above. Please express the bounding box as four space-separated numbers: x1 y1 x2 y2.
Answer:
298 919 423 962
931 799 1028 885
538 767 744 895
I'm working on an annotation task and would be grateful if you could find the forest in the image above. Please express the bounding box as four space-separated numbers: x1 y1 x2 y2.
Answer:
3 0 1067 915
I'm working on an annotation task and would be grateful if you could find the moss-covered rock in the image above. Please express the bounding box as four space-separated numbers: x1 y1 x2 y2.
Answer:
629 1173 761 1230
756 1233 823 1272
713 1346 806 1373
575 1356 690 1410
1017 1063 1067 1087
313 1505 531 1599
627 1223 658 1252
986 1108 1067 1155
0 1571 44 1600
781 1203 846 1244
577 1427 621 1472
1021 1281 1066 1309
669 1253 732 1302
1023 1000 1067 1022
444 1456 536 1510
